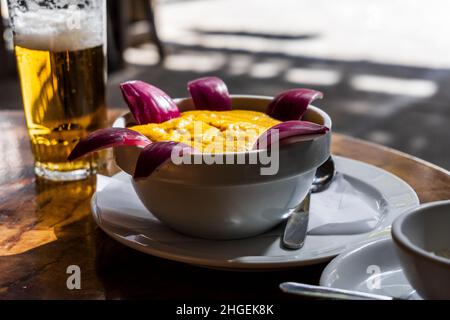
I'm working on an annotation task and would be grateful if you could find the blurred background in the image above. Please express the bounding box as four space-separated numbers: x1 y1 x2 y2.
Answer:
1 0 449 169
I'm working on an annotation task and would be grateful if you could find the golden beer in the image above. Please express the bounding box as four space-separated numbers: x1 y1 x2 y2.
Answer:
7 0 107 180
15 44 107 179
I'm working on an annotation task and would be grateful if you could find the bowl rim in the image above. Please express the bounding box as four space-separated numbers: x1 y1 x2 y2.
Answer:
174 94 333 129
392 200 450 267
113 94 333 157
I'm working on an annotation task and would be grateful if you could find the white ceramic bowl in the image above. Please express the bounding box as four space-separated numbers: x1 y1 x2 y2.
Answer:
113 95 332 239
392 200 450 299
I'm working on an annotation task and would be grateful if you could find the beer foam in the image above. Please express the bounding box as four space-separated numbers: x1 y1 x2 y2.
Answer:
13 7 103 52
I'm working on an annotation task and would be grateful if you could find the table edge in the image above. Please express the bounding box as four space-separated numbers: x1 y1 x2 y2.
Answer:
333 133 450 176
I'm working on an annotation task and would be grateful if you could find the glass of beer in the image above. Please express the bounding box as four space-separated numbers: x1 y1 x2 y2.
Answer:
6 0 107 181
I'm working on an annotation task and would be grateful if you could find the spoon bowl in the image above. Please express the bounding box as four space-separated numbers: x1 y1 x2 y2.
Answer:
311 156 336 193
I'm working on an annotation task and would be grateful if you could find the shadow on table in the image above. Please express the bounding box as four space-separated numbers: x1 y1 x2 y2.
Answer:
94 229 325 300
191 29 320 41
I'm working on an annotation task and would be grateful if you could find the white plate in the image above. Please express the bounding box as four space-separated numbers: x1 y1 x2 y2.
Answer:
91 156 419 270
320 237 421 299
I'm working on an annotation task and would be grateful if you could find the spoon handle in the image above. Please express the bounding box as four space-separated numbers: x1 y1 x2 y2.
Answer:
280 282 394 300
282 191 310 250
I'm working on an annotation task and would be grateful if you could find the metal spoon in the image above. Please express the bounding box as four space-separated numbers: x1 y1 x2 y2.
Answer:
281 156 336 250
280 282 396 300
282 191 310 250
311 156 336 193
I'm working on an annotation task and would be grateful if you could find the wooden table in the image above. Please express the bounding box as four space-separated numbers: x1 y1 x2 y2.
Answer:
0 110 449 300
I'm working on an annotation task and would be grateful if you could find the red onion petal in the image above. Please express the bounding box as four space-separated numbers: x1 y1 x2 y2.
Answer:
266 89 323 121
68 128 151 161
253 121 329 150
133 141 194 179
120 80 181 124
187 77 232 111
